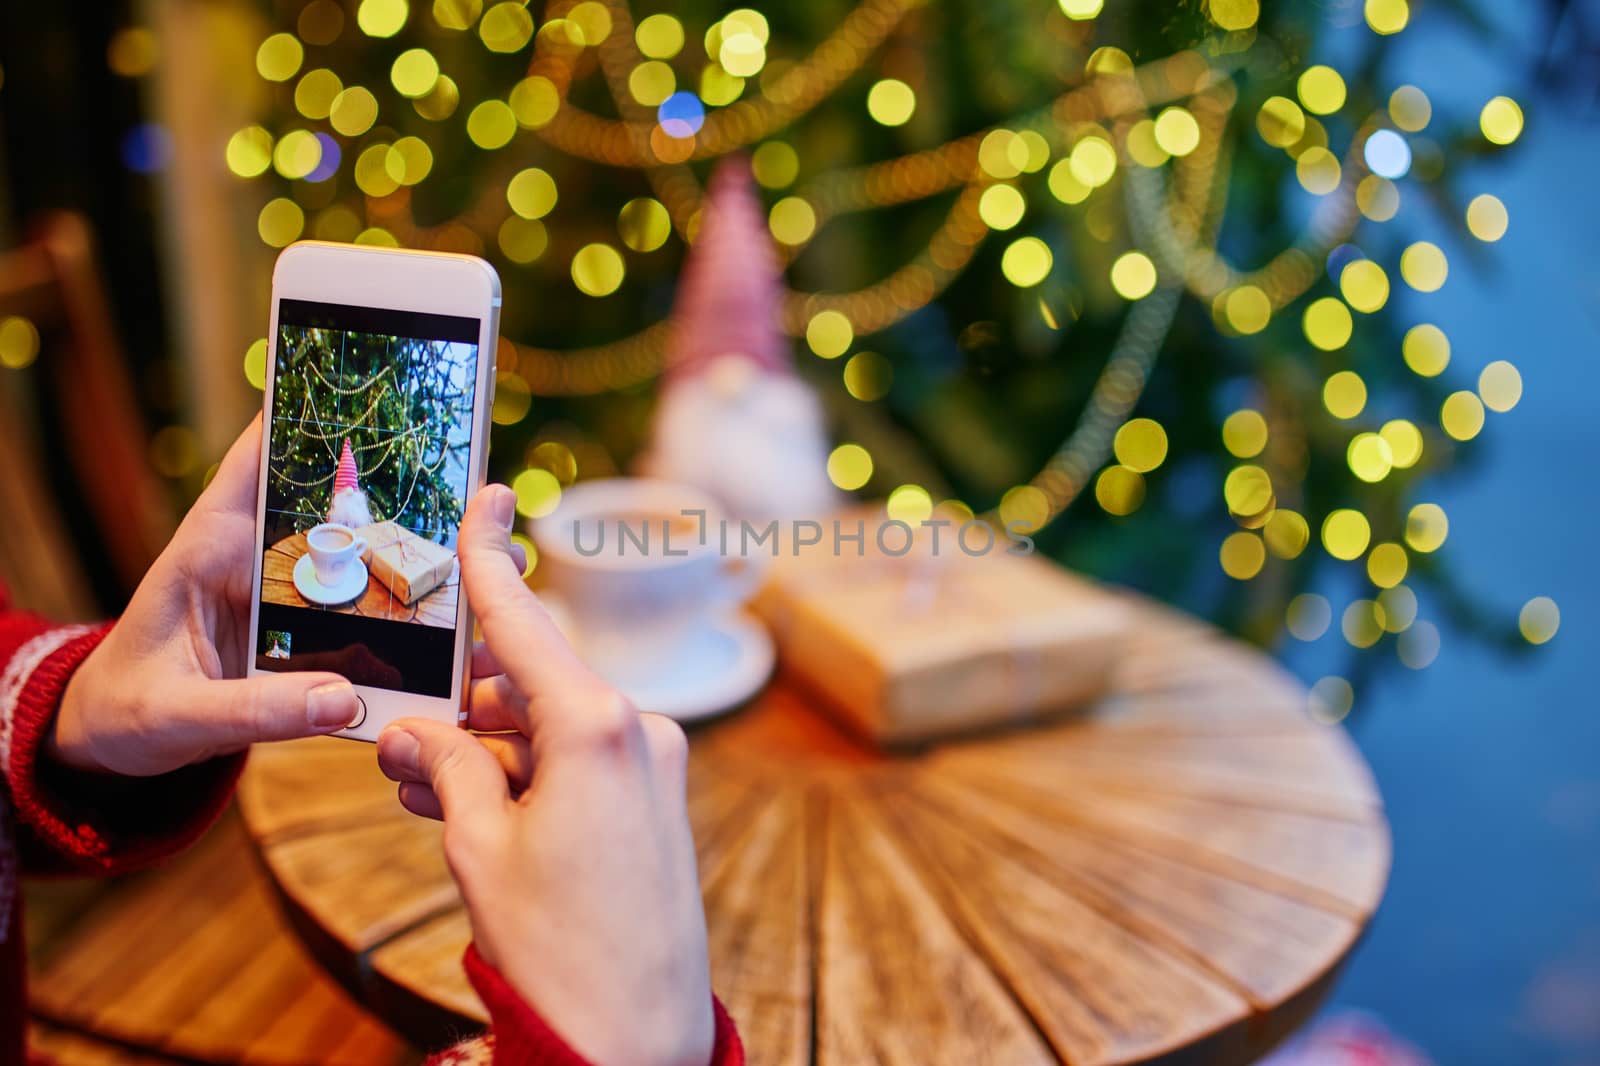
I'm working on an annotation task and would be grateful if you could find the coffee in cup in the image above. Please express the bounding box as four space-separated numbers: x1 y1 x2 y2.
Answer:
306 522 368 587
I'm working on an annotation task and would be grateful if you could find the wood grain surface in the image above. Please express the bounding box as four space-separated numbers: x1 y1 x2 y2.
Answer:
262 533 458 628
237 590 1390 1063
27 814 414 1065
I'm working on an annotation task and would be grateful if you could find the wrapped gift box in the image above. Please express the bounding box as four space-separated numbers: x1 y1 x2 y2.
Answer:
357 521 455 605
752 511 1133 746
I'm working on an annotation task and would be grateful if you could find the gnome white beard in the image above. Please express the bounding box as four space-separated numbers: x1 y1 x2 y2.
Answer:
640 355 840 523
328 486 375 528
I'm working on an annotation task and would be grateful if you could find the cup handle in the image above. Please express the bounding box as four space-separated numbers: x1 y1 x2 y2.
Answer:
351 536 368 559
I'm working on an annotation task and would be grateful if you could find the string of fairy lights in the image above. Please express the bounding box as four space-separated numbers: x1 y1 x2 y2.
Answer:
55 0 1560 709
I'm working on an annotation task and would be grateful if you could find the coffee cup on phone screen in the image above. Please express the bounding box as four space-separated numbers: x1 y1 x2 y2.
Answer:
305 522 367 587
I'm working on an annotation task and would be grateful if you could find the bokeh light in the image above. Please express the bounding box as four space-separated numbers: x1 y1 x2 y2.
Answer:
570 243 625 297
636 13 684 58
1400 241 1448 292
1466 194 1509 242
1309 676 1354 723
843 351 892 401
1518 597 1560 644
1094 466 1145 515
1223 410 1268 458
1113 418 1168 472
467 99 517 148
769 197 817 245
1365 0 1409 34
1153 107 1200 156
618 198 671 252
512 467 561 517
1304 297 1353 350
0 316 41 370
1366 542 1408 588
1322 509 1371 560
752 141 798 188
1110 252 1157 300
1478 360 1522 412
886 484 933 523
1265 509 1310 558
1288 593 1332 640
479 2 534 51
1440 390 1485 441
1220 531 1265 580
507 167 557 219
827 443 873 491
1405 503 1448 552
1480 95 1524 145
256 33 303 82
1403 323 1450 376
1324 370 1367 420
978 184 1026 230
806 311 854 359
1002 237 1053 287
1364 130 1412 179
358 0 409 38
1339 260 1389 313
1398 620 1440 669
1297 66 1346 114
867 79 916 127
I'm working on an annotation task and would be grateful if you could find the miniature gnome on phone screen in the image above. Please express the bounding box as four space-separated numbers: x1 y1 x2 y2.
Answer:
637 157 838 522
327 438 375 527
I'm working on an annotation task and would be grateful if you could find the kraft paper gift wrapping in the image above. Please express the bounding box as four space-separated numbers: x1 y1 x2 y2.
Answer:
358 521 455 605
752 523 1134 746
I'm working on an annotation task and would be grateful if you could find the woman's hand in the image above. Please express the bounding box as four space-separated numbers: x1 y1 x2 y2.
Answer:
48 416 361 777
376 486 714 1066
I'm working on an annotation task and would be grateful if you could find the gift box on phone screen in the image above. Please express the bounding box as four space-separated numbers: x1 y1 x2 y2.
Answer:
358 521 455 604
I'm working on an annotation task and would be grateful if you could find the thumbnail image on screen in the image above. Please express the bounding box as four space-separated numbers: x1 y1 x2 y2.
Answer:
255 299 479 697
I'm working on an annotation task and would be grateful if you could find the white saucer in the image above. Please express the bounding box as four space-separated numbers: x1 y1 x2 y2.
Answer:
293 553 369 606
599 613 775 724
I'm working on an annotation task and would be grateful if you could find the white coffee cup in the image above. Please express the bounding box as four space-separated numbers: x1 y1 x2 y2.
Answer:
306 522 368 587
531 478 766 685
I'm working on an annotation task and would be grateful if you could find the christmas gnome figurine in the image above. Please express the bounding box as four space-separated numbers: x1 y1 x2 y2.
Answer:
327 438 375 527
636 156 838 522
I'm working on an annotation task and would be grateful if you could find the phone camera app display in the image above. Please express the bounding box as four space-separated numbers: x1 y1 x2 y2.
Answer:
255 299 480 697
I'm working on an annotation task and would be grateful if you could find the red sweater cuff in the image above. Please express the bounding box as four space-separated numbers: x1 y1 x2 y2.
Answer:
3 621 243 876
460 944 744 1066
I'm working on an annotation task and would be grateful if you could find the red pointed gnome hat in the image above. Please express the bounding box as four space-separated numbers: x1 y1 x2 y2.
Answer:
333 439 359 493
664 156 792 381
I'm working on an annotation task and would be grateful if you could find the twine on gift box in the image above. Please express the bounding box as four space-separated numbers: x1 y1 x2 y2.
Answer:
776 539 1048 726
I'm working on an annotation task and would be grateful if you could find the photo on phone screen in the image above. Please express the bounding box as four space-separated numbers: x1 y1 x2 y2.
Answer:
254 298 480 697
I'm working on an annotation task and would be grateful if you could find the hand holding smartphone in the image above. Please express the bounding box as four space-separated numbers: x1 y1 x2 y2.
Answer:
247 242 501 741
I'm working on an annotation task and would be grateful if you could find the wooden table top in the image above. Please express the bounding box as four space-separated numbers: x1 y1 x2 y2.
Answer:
237 592 1390 1064
262 532 458 627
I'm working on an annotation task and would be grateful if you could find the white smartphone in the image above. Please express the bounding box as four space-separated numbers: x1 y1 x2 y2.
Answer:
246 241 501 741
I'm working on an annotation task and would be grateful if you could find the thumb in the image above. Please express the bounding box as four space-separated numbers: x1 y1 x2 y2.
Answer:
170 672 360 750
378 717 511 826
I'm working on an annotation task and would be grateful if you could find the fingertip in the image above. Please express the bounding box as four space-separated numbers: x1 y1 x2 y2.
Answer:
397 781 444 821
466 484 516 536
306 678 360 730
376 724 422 780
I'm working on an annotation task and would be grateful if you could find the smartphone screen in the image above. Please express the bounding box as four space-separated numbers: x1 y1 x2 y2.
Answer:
254 298 480 697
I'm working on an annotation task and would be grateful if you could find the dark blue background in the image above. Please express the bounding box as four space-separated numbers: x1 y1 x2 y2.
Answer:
1282 7 1600 1062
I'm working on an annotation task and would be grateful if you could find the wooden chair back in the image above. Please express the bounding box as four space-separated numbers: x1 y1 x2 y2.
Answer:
0 211 176 618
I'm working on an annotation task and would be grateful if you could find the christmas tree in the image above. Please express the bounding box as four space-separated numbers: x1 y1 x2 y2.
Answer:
232 0 1534 697
268 325 474 537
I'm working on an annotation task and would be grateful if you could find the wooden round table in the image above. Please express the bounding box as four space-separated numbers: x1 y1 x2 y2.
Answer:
238 593 1389 1065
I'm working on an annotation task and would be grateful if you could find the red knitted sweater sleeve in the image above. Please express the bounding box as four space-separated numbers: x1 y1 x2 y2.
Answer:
423 945 744 1066
0 600 242 880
